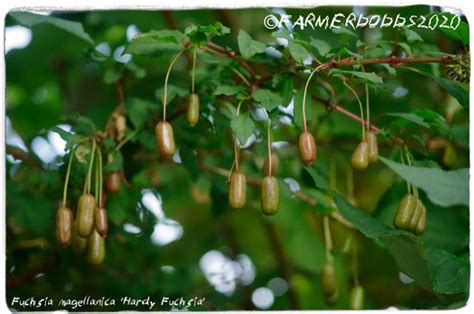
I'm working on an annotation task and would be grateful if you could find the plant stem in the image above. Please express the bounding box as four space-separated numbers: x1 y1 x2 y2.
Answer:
302 64 325 133
343 80 365 141
97 146 103 207
191 47 197 94
365 84 370 130
62 146 76 206
233 99 245 171
400 147 412 194
230 67 251 87
84 139 96 195
323 215 333 262
163 49 185 121
267 118 272 177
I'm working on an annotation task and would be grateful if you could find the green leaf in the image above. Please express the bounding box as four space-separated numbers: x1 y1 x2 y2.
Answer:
136 29 187 44
238 30 266 59
230 114 256 145
252 89 282 111
380 156 468 207
305 166 469 294
404 28 423 43
125 98 155 129
310 38 331 56
435 13 469 45
294 89 311 128
432 77 469 108
425 248 470 294
331 69 383 85
386 109 448 132
10 11 94 45
288 41 309 64
213 85 245 96
124 36 182 56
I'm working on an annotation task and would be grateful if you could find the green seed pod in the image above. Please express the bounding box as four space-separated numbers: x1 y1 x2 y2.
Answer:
261 176 279 215
351 141 369 170
155 121 176 158
262 153 279 176
228 170 247 209
106 171 121 194
299 131 317 165
394 194 417 230
415 203 427 235
95 207 108 237
350 286 365 310
77 194 96 237
321 262 338 304
72 221 88 255
408 198 424 231
55 204 73 246
187 93 200 127
87 230 106 265
366 131 379 163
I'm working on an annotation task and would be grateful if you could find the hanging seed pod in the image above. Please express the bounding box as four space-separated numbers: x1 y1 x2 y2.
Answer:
351 141 369 170
350 286 365 310
366 131 379 163
106 171 121 193
262 153 279 176
95 208 108 237
415 203 427 235
298 132 317 165
155 121 176 158
228 170 247 209
394 194 416 230
321 262 338 304
187 93 200 127
408 198 424 231
55 204 73 246
72 221 88 254
77 193 96 237
261 176 279 215
87 230 106 265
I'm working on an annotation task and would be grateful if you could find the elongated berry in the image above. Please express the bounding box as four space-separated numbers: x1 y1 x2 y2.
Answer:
408 198 424 231
95 207 108 237
155 121 176 158
87 229 105 265
367 131 379 163
351 141 369 170
106 172 121 193
394 194 416 230
77 193 96 237
321 262 338 304
415 203 427 235
299 132 317 165
72 221 88 254
228 170 247 209
262 153 279 176
321 262 338 296
56 204 73 246
261 176 279 215
187 93 200 127
350 286 365 310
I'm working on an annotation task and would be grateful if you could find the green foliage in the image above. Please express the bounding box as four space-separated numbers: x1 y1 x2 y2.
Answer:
237 30 266 59
230 114 256 145
380 157 469 207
